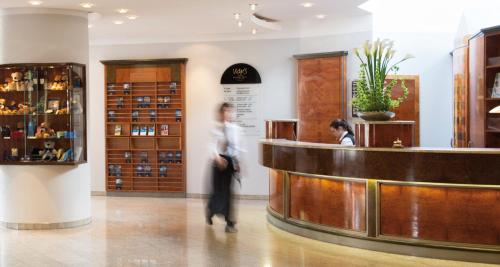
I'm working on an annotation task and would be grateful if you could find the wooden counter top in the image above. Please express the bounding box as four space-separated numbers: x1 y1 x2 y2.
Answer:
260 139 500 185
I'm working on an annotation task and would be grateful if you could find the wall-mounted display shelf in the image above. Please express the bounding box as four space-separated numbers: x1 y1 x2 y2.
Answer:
0 63 86 165
102 59 187 193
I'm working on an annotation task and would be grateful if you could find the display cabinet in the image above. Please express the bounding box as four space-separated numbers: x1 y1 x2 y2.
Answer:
0 63 86 165
102 59 187 193
467 26 500 148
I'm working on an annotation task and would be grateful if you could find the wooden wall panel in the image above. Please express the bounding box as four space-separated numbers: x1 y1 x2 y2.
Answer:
297 55 347 143
130 67 157 82
265 121 297 140
379 184 500 245
289 174 366 232
355 123 415 148
269 170 284 215
387 75 420 146
468 35 486 147
453 46 469 147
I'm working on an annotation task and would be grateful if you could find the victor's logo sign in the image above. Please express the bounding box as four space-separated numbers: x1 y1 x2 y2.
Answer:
221 63 261 84
232 68 248 81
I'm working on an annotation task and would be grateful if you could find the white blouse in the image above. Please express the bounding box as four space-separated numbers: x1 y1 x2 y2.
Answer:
210 121 242 159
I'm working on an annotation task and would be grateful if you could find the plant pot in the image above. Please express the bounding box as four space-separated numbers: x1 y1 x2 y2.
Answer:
357 111 395 121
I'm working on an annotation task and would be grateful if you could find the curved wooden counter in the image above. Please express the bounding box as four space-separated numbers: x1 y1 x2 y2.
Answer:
260 139 500 263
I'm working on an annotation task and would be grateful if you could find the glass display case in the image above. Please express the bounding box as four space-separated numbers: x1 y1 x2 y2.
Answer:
0 63 86 165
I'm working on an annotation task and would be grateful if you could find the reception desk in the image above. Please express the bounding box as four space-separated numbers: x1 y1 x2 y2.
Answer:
260 139 500 263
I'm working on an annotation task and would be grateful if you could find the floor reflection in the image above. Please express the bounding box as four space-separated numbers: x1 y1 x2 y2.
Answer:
0 197 491 267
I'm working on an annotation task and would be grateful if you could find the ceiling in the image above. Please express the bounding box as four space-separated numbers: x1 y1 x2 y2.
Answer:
0 0 370 45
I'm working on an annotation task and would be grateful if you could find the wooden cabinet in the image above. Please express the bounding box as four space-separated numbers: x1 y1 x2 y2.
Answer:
265 120 297 141
295 52 347 144
466 26 500 148
102 59 187 193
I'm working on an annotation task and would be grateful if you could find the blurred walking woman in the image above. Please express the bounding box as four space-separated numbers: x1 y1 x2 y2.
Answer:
330 119 355 146
207 102 242 233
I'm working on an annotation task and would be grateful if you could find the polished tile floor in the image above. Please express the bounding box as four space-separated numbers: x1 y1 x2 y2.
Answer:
0 197 495 267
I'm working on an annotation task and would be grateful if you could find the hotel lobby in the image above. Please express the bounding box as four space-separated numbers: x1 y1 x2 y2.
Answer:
0 0 498 266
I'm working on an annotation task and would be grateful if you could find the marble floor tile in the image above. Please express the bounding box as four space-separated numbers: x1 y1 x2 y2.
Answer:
0 197 495 267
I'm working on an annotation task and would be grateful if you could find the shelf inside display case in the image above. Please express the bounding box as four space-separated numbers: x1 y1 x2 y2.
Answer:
0 63 86 165
103 59 186 193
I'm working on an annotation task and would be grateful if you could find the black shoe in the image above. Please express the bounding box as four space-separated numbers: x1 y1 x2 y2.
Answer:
206 216 213 225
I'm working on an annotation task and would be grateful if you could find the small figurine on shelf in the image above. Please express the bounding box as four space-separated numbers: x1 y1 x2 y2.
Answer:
7 100 17 111
144 96 151 108
159 165 167 177
1 125 11 139
108 164 116 176
159 152 167 163
149 110 156 122
23 70 34 91
115 178 123 190
35 122 56 139
107 84 115 95
124 151 132 163
108 110 116 122
27 120 35 138
175 151 182 164
170 82 177 94
55 107 68 115
139 151 148 163
135 165 144 177
132 110 139 122
41 141 58 161
167 151 174 163
136 96 144 108
117 97 124 109
392 138 404 148
12 122 24 140
123 83 131 95
58 148 73 162
175 109 182 122
9 148 19 161
144 165 152 177
50 74 67 90
17 103 30 115
12 72 25 91
56 148 65 160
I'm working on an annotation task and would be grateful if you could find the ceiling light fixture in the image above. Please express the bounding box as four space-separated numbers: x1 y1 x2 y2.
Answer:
234 13 241 20
238 21 243 28
28 1 43 5
113 20 124 25
301 2 314 8
252 28 257 35
117 8 129 14
80 3 94 8
316 14 326 19
127 15 138 20
250 4 258 11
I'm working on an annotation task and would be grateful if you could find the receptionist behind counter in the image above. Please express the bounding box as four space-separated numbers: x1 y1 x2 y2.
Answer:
330 119 355 146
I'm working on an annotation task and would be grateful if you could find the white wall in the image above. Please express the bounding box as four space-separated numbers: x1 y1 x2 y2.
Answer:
89 32 371 196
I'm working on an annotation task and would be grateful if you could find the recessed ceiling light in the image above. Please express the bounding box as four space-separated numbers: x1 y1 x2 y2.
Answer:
80 2 94 8
316 14 326 19
117 8 129 14
301 2 314 7
252 28 257 35
238 21 243 28
126 15 138 20
234 13 241 20
113 20 124 25
28 1 43 5
88 24 93 28
250 3 258 11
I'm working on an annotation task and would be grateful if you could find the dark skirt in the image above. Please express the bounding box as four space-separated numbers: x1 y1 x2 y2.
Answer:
207 155 235 225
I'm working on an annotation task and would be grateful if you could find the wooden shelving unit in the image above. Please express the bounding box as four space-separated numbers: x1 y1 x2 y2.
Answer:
465 26 500 148
102 59 187 193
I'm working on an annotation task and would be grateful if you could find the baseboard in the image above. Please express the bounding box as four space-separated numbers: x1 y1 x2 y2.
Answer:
92 191 268 200
186 193 268 200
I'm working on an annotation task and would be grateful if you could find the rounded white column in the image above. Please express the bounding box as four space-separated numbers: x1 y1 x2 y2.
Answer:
0 8 91 229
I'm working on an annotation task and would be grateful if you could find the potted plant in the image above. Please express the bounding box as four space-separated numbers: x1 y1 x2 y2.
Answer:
352 39 413 121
